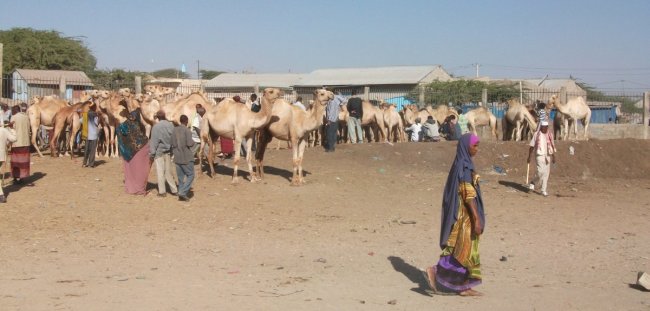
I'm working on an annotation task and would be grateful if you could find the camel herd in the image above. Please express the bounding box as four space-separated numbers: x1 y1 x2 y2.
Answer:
19 87 592 186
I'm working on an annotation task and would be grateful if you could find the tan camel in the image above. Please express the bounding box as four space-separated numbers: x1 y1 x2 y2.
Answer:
96 90 131 157
27 95 68 157
402 104 431 126
200 88 279 183
255 89 330 186
381 103 406 142
49 100 96 158
360 100 387 142
161 92 212 125
553 111 572 140
465 107 499 140
425 105 458 125
504 99 537 141
547 95 591 140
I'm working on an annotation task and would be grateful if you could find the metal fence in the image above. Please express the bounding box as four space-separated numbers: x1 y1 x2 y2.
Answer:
3 74 646 124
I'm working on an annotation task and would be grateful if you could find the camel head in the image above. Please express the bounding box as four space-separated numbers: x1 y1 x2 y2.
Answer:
547 95 560 109
118 88 133 98
313 89 333 105
98 90 110 99
262 88 283 102
30 95 43 105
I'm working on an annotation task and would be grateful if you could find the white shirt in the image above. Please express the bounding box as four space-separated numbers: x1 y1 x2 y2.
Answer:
293 101 306 111
405 123 422 142
191 114 202 143
530 132 550 156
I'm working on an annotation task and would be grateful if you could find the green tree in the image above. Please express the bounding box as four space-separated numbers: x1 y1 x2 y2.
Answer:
152 68 189 79
576 81 642 113
89 69 147 90
199 69 224 80
0 27 96 73
413 80 520 106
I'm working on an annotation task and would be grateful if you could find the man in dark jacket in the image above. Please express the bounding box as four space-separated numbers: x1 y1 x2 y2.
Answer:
171 115 195 201
346 91 364 144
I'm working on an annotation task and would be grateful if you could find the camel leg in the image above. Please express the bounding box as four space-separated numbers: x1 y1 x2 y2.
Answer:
69 118 81 159
583 117 590 140
290 139 300 185
101 126 110 157
231 137 242 184
206 137 216 178
297 139 307 184
245 136 259 182
50 123 64 158
111 125 119 158
374 118 387 143
31 122 44 157
254 130 271 179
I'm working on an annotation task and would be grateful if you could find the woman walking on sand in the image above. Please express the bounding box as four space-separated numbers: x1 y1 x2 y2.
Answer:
424 133 485 296
117 109 151 195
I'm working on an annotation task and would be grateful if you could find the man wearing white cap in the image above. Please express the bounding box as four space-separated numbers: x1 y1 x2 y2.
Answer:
527 121 556 196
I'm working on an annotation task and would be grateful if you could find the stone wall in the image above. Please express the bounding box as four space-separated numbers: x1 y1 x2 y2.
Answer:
588 124 648 140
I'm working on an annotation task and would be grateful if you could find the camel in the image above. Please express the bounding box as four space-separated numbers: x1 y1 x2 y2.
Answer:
255 89 331 186
402 104 432 126
96 90 131 157
27 95 68 157
465 106 499 140
131 93 162 137
360 100 387 143
425 105 459 125
547 95 591 140
504 99 537 141
200 88 279 183
49 100 95 158
160 92 212 125
381 103 406 142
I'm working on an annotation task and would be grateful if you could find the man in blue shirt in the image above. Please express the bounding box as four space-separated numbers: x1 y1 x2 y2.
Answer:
82 104 100 168
324 90 346 152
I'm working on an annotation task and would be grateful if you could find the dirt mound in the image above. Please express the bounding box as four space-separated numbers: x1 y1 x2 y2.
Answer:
343 138 650 181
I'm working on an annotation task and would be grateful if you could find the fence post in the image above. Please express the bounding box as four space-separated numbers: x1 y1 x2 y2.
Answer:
560 87 567 105
482 88 488 105
59 76 66 99
419 85 425 105
363 86 370 101
0 43 3 98
135 76 142 95
643 92 650 126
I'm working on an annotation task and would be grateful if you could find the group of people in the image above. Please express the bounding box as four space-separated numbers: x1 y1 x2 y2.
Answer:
117 108 200 202
0 104 33 203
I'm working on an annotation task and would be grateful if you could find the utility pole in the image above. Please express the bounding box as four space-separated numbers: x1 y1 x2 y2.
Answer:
197 60 200 80
0 43 3 98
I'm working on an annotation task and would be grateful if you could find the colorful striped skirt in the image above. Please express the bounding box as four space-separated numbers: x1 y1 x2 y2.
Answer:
10 146 30 179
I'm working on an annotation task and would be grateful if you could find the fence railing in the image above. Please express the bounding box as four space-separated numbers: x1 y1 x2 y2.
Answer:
3 74 647 124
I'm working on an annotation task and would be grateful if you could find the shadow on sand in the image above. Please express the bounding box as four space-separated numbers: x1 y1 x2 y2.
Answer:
387 256 432 297
4 172 47 197
498 180 530 193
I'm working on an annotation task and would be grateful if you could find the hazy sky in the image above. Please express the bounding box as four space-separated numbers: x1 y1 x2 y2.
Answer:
2 0 649 90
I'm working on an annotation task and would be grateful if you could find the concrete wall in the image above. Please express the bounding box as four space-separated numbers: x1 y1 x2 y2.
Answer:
588 124 648 140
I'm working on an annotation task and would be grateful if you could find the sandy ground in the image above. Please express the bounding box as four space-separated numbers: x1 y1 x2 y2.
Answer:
0 139 649 311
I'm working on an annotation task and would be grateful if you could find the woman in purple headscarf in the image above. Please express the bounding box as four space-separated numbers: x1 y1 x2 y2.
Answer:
424 133 485 296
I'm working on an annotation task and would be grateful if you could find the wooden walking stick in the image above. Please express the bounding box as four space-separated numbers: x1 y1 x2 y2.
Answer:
525 162 530 185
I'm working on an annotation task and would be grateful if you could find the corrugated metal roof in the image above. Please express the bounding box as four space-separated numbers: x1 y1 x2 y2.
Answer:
204 73 304 89
522 79 577 90
14 69 93 86
147 78 209 88
295 65 446 86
